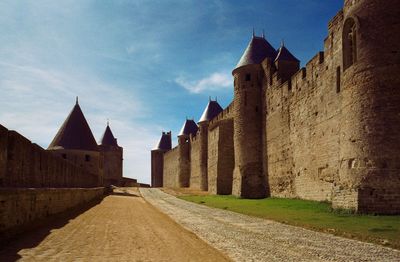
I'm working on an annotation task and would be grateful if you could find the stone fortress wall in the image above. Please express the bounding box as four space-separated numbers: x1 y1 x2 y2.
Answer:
163 147 180 188
0 187 104 240
152 0 400 214
0 124 99 188
0 124 104 239
264 13 344 202
0 100 146 239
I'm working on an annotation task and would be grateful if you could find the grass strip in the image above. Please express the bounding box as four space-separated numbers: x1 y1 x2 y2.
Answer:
179 195 400 250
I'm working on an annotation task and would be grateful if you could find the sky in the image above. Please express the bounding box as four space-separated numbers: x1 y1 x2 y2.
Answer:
0 0 343 184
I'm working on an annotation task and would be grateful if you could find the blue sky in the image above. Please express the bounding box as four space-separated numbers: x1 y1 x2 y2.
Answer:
0 0 343 184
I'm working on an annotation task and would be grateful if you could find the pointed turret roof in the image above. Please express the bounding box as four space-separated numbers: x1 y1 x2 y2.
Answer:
48 98 98 151
234 35 277 72
153 132 172 151
198 100 223 123
274 43 299 62
178 119 198 137
100 124 119 147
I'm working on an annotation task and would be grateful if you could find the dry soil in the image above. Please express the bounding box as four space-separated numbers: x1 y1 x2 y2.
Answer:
0 187 230 262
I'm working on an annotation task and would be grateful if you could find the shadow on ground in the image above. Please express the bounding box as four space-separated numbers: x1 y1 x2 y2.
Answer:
0 197 103 261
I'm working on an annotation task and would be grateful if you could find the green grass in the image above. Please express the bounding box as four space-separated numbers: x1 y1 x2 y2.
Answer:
179 195 400 249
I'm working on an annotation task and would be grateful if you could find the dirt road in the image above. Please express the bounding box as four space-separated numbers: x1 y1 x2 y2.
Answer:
0 188 229 261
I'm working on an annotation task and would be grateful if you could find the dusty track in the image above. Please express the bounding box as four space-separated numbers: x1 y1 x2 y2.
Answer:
0 188 229 261
141 188 400 262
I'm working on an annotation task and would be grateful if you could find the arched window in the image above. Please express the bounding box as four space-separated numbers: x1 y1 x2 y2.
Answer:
343 17 358 71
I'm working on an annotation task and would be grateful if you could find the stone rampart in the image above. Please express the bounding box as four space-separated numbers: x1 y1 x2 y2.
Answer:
0 187 104 240
0 124 98 188
158 1 400 214
208 119 234 195
264 13 343 202
208 102 234 129
189 135 201 189
163 146 180 187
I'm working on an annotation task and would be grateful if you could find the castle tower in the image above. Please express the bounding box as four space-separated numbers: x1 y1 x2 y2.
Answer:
178 119 198 187
336 0 400 213
274 42 300 82
151 131 172 187
47 98 102 185
99 123 123 186
232 34 277 198
197 99 223 190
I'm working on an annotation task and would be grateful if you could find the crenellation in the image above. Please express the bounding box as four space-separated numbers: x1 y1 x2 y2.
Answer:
328 10 344 31
189 133 202 189
153 0 400 214
163 147 180 187
208 103 234 129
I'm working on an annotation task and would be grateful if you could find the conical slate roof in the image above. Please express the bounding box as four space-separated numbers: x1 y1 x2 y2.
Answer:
100 124 119 147
198 100 223 123
275 44 299 62
234 35 277 71
178 119 198 136
153 132 172 151
48 100 98 151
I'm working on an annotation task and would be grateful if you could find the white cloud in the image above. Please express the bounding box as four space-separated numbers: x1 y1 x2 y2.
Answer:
175 72 232 94
0 62 158 184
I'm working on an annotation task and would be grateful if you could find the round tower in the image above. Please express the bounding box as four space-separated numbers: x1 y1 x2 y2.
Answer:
47 98 102 187
151 131 172 187
99 123 123 186
197 99 223 191
232 34 277 198
177 119 198 187
336 0 400 213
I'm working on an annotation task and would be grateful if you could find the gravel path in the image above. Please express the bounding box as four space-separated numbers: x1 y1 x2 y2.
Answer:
140 188 400 262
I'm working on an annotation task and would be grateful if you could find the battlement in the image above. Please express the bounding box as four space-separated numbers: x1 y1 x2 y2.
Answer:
328 10 344 30
165 144 179 154
267 50 326 100
153 0 400 214
208 102 234 130
190 132 200 142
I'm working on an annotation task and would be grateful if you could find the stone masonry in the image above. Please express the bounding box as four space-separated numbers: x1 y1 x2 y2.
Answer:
151 0 400 214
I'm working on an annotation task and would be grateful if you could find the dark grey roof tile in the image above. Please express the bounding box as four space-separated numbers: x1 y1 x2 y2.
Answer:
198 100 223 123
234 36 277 71
48 101 98 151
178 119 198 136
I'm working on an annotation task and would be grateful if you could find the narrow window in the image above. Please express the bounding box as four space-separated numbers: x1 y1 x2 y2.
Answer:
62 153 67 159
245 74 251 81
255 106 259 112
343 18 357 71
85 155 91 162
